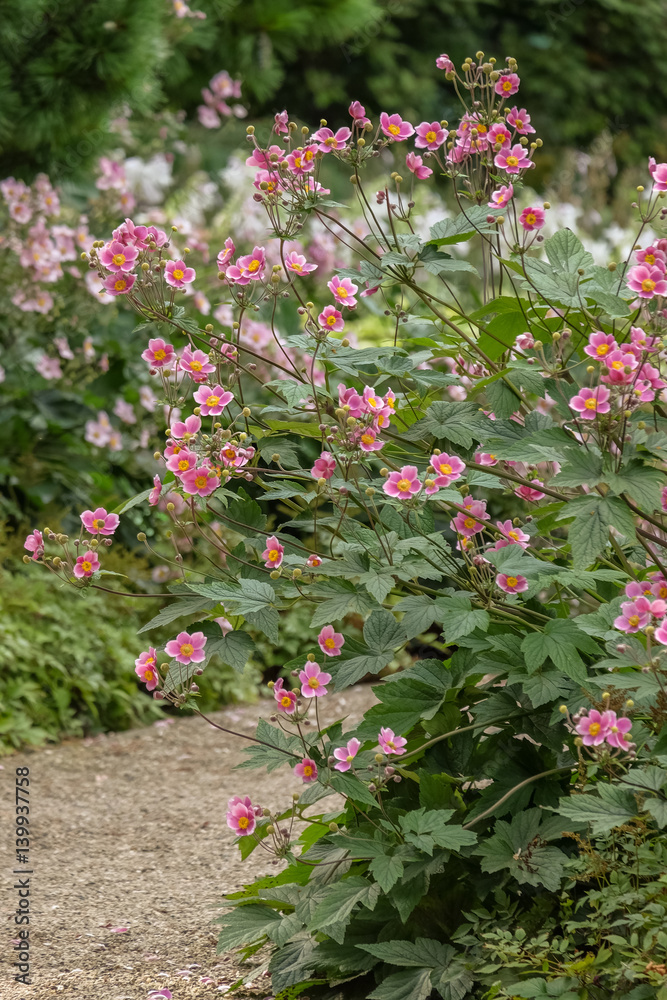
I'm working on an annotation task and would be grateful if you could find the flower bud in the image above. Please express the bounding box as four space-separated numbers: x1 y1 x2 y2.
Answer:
374 753 384 763
266 824 275 834
242 407 251 416
292 792 300 801
558 704 568 714
137 532 146 542
328 822 338 832
270 570 280 579
601 691 610 700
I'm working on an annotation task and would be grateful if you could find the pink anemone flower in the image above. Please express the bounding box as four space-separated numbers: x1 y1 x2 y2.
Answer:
298 660 332 698
164 631 207 665
294 758 319 782
318 625 344 657
383 465 422 499
378 727 407 755
333 737 361 772
80 507 120 536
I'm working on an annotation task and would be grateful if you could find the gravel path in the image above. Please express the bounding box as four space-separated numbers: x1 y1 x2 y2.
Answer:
1 685 377 1000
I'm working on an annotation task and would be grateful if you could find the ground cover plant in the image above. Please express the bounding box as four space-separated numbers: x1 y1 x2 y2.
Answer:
23 50 667 1000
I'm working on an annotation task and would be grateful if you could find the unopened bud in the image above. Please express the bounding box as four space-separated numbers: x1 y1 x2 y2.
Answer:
137 532 146 542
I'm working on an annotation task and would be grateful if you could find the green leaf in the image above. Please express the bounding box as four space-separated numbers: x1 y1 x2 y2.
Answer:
211 629 255 673
544 229 594 274
268 936 317 991
470 297 529 361
476 808 567 891
226 491 267 537
395 595 440 638
329 772 379 809
607 461 665 513
407 400 489 449
308 877 381 934
486 378 521 419
399 809 477 856
555 785 637 835
187 578 280 643
137 595 218 633
428 206 500 245
360 938 454 968
112 488 153 514
364 609 406 652
437 598 490 645
216 903 282 952
521 619 597 683
309 581 380 628
368 854 405 893
550 447 604 488
368 968 433 1000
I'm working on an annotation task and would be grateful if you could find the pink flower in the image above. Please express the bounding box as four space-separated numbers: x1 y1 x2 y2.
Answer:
338 383 364 417
215 616 233 635
226 796 256 836
569 385 611 420
383 465 422 499
436 53 454 72
328 276 358 307
379 113 414 141
488 123 512 148
318 305 344 332
80 507 120 536
649 157 667 191
496 573 528 594
495 73 520 97
429 451 466 487
415 121 446 150
166 448 198 477
294 757 318 782
170 414 201 439
148 474 162 506
103 273 136 295
73 550 100 579
358 429 384 453
606 715 633 751
164 630 207 665
405 153 432 180
142 338 175 367
584 331 617 360
193 384 234 416
626 263 667 299
318 624 344 657
614 600 650 633
600 349 638 386
655 623 667 645
506 106 534 134
493 520 530 550
349 101 370 125
181 465 220 497
180 347 215 381
225 246 266 284
273 677 297 714
306 553 323 569
262 535 284 568
474 451 499 466
495 144 533 174
24 529 44 561
333 737 361 772
450 498 488 537
284 251 317 276
311 452 336 479
135 649 158 691
514 479 545 502
311 126 351 152
217 237 235 269
575 709 614 746
488 185 514 213
165 259 196 288
274 110 289 133
635 245 666 268
519 206 545 231
99 240 138 273
629 325 661 353
298 660 332 698
220 443 254 468
378 727 407 755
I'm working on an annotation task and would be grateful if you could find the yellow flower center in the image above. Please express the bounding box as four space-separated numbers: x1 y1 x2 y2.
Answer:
509 531 519 541
237 816 249 829
173 269 184 281
611 360 624 370
502 80 512 92
303 765 313 776
514 118 523 128
154 348 166 360
194 476 207 488
82 560 91 572
304 149 314 161
337 286 348 297
505 155 519 167
439 463 452 475
308 677 320 689
642 279 656 292
324 637 336 649
224 448 236 459
280 695 292 707
628 615 640 627
584 397 597 410
525 213 536 225
645 253 655 264
397 478 411 492
425 130 437 143
114 278 127 291
144 669 154 682
464 517 476 529
325 136 337 146
112 253 126 266
180 643 194 656
189 360 203 371
294 156 302 168
269 549 279 561
596 344 609 355
326 315 337 326
588 722 600 736
388 123 401 135
93 518 105 529
346 754 354 762
361 434 374 444
291 262 302 271
206 395 220 407
178 459 190 471
506 576 518 587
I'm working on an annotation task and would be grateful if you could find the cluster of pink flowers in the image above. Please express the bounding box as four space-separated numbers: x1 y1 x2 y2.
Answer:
570 327 666 419
309 385 396 476
574 709 633 752
89 217 197 300
614 577 667 643
627 235 667 300
198 71 245 129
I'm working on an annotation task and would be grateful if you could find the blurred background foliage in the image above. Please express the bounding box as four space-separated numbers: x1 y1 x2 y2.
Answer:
1 0 666 180
1 0 663 747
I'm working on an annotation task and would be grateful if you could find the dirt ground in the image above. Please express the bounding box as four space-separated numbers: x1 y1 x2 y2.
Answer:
1 685 378 1000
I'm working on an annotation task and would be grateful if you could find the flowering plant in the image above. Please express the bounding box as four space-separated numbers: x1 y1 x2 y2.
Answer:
25 50 667 999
